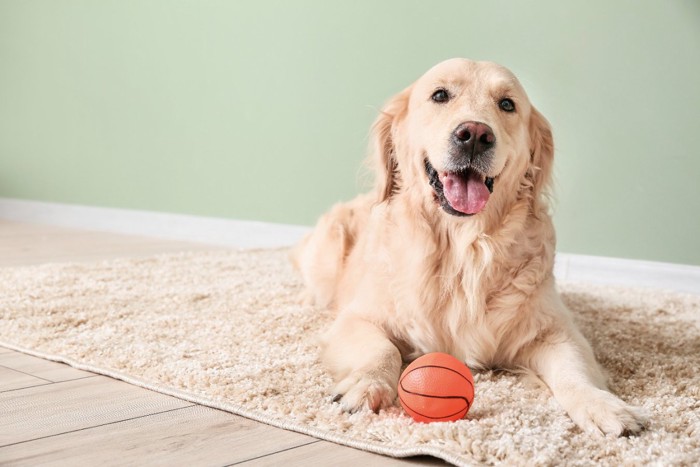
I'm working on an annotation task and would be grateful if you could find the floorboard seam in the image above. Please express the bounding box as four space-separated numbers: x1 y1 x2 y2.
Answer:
0 404 197 449
0 381 55 394
227 440 323 466
0 364 54 384
0 374 101 394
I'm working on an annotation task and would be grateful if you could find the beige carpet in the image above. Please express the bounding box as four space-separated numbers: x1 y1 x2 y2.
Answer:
1 249 699 466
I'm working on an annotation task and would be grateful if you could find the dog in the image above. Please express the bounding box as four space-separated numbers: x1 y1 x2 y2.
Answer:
292 58 647 435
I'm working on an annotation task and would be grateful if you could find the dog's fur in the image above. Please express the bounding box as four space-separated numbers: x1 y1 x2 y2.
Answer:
292 58 647 435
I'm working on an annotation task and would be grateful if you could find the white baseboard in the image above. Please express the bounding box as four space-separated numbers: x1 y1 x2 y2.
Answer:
0 198 311 249
1 198 698 295
554 253 700 295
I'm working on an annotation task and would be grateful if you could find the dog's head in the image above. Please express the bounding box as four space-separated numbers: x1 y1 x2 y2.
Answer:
371 58 553 219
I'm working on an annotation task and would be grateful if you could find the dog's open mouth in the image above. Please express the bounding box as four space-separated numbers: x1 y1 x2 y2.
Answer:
424 159 494 216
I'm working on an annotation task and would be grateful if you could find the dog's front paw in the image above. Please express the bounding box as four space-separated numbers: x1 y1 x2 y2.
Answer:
331 371 396 413
568 388 648 436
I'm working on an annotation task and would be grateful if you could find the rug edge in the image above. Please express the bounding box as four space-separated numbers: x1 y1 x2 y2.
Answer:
0 340 473 467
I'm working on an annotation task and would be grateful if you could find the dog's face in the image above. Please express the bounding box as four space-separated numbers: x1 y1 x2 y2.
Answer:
373 58 553 218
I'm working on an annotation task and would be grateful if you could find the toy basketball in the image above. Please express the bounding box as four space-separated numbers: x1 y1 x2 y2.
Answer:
398 352 474 423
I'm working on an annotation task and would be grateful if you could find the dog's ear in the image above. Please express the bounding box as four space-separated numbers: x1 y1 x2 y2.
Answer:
369 86 411 203
527 106 554 202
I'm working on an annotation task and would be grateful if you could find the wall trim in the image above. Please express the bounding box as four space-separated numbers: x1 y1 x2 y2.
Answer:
1 198 698 295
0 198 310 250
554 253 700 295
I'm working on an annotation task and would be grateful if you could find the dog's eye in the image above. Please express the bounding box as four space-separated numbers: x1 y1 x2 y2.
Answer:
431 89 450 103
499 98 516 112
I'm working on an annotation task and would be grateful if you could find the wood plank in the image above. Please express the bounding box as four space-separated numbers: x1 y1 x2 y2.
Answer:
240 440 448 466
0 220 426 465
0 405 317 465
0 351 93 383
0 376 192 446
0 221 212 267
0 366 50 393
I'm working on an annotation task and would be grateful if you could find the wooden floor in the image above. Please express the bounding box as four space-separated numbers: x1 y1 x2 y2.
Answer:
0 220 444 466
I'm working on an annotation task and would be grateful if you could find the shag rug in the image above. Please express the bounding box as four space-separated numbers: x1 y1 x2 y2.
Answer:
1 249 699 466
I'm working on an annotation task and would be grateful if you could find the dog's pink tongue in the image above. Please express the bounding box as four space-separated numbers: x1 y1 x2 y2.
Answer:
440 171 490 215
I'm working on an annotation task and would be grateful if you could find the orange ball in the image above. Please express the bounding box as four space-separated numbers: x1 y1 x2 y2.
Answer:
398 352 474 423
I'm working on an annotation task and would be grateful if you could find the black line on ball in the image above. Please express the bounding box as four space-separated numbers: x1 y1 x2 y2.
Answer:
399 364 474 415
399 364 475 393
399 393 469 420
399 384 472 412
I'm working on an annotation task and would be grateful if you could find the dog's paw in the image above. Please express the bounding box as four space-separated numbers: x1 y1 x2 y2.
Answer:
331 371 396 413
569 388 648 436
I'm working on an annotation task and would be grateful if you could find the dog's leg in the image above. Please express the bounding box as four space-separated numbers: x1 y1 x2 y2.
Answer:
291 196 372 308
525 295 648 435
322 313 402 413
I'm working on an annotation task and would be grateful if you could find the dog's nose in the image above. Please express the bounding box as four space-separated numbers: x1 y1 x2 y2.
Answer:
452 121 495 156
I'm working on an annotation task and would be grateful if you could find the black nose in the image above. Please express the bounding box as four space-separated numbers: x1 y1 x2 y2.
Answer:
452 121 495 157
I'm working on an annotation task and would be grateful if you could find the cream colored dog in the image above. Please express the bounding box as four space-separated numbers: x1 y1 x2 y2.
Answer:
293 58 647 435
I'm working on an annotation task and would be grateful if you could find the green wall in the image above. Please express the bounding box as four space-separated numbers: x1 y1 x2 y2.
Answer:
1 1 699 265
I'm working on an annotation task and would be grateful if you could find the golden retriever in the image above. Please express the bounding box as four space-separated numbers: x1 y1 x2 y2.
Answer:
293 58 647 435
